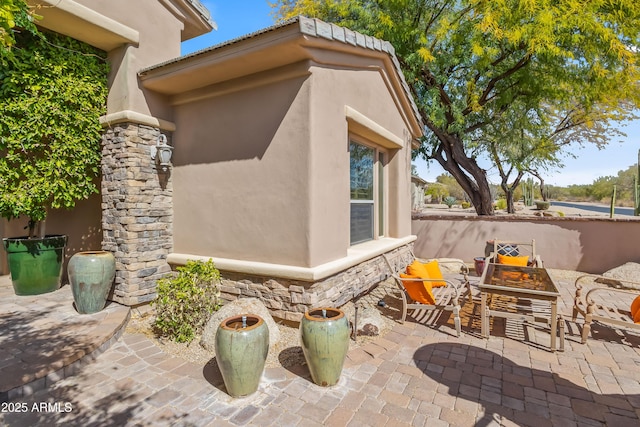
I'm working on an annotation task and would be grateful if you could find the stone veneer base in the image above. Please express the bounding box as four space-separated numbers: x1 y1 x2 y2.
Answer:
214 244 414 322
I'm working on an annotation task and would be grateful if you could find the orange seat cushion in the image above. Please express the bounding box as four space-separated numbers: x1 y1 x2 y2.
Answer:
406 260 447 287
497 253 529 266
631 295 640 319
399 273 435 305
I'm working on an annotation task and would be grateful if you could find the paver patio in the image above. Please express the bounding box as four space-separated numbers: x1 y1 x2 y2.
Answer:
1 272 639 426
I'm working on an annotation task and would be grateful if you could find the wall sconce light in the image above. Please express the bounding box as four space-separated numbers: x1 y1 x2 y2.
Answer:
150 134 173 172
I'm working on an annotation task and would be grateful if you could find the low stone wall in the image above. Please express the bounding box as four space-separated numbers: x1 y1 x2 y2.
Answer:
412 214 640 274
217 244 414 322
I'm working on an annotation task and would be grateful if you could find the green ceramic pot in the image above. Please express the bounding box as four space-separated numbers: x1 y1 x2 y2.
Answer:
300 307 350 387
215 314 269 397
2 235 67 296
68 251 116 314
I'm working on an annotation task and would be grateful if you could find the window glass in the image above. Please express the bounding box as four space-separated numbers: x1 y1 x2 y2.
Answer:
350 142 375 244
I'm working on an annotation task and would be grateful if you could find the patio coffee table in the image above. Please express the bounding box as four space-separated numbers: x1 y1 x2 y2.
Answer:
479 263 564 352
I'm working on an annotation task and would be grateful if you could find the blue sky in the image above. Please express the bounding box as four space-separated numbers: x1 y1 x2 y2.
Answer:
181 0 640 187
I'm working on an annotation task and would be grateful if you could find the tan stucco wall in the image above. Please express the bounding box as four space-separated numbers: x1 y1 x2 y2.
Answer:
307 64 413 265
171 59 415 268
30 0 213 122
79 0 185 120
172 73 313 266
412 216 640 273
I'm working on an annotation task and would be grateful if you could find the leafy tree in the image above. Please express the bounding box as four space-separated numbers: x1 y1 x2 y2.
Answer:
436 173 466 201
0 30 108 237
272 0 640 215
425 182 448 203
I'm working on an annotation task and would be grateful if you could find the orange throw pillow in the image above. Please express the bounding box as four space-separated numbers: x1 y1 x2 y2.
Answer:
422 260 447 287
497 253 529 267
399 273 435 305
406 260 428 278
406 259 447 287
631 295 640 320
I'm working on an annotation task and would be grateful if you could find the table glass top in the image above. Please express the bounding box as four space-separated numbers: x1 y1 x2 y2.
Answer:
480 264 559 294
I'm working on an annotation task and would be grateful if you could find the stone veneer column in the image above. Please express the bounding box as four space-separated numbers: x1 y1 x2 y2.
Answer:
101 123 173 305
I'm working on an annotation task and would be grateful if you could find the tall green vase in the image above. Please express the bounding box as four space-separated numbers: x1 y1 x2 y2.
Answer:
300 307 350 387
2 235 67 296
68 250 116 314
215 314 269 397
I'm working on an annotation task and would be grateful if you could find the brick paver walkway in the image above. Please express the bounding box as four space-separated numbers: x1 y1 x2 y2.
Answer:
1 273 640 426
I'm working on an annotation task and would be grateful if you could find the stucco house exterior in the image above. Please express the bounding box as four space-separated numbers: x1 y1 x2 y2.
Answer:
411 175 428 210
1 1 423 321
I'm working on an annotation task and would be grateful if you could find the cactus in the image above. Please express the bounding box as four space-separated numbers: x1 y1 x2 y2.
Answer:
610 185 616 218
443 196 457 208
631 149 640 216
522 179 533 206
634 174 639 216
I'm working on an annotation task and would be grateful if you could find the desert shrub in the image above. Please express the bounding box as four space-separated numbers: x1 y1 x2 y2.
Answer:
495 199 507 210
443 196 457 208
152 259 221 343
557 211 565 217
535 201 550 210
461 201 471 209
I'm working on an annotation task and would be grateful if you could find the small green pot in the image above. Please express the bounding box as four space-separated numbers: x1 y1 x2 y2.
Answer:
215 314 269 397
300 307 350 387
68 250 116 314
2 235 67 296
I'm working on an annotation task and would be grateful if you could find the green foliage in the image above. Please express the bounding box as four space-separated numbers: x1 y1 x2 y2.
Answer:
153 259 222 343
443 196 457 208
535 201 550 210
0 30 107 236
425 182 448 203
436 174 466 200
461 201 471 209
495 199 507 210
0 0 33 49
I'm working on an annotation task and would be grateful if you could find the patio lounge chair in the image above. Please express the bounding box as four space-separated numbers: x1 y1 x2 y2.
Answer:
572 275 640 344
383 251 470 337
486 239 543 268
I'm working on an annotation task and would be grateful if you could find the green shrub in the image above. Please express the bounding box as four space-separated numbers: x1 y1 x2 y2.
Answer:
495 199 507 210
535 201 550 210
461 201 471 209
443 196 457 208
152 259 221 343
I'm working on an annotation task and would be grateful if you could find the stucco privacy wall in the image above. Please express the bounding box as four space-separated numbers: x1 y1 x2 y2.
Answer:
412 215 640 273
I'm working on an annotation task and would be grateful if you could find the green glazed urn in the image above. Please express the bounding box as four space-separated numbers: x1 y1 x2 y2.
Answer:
68 250 116 314
215 314 269 397
2 235 68 296
300 307 350 387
